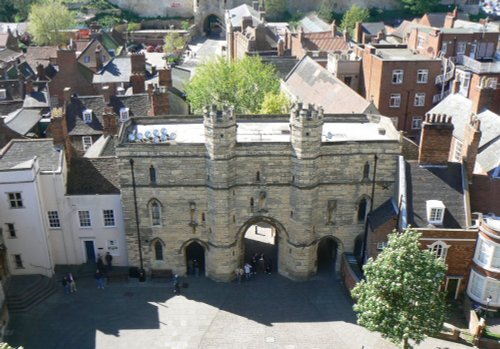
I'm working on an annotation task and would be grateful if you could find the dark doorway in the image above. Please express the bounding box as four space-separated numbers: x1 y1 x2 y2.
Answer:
353 234 363 261
316 238 337 273
84 240 96 263
446 278 459 299
186 241 205 276
203 14 224 36
243 223 278 273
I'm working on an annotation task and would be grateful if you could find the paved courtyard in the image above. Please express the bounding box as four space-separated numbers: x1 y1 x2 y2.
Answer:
6 273 473 349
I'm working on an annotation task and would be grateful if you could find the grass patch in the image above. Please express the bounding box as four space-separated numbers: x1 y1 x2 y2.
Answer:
484 327 500 340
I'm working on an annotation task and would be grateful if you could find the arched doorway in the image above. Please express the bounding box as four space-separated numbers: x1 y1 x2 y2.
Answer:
185 241 205 276
353 234 364 262
316 237 338 274
203 14 224 36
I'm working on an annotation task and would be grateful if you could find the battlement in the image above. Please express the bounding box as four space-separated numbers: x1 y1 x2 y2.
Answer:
203 104 235 125
290 103 324 123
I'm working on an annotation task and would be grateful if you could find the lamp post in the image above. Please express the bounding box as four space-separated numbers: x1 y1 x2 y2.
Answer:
130 158 145 282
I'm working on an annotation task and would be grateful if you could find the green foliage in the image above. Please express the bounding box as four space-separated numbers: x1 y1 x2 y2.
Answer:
317 0 336 23
401 0 440 15
28 0 76 45
0 0 36 22
181 20 190 31
163 32 186 55
185 56 280 114
340 4 369 36
264 0 289 21
259 92 290 114
127 22 141 31
352 229 447 348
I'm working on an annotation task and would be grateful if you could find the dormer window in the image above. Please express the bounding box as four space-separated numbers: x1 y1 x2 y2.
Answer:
0 89 6 100
426 200 445 225
82 109 92 123
119 108 130 122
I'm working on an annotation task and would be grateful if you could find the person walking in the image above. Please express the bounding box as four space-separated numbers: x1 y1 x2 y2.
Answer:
62 276 70 294
68 273 77 293
244 263 252 280
235 267 243 283
173 274 180 294
105 252 113 271
96 255 104 273
95 269 104 289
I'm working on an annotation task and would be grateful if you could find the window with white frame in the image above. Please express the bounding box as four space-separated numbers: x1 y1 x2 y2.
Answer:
428 241 449 260
119 108 129 122
83 55 91 63
486 77 498 90
0 89 6 100
78 210 91 227
82 136 93 151
47 211 60 228
457 41 466 55
82 109 92 123
6 223 16 238
414 93 426 106
453 140 463 162
476 238 493 265
389 94 401 108
103 209 115 227
7 192 23 208
412 116 422 129
492 247 500 269
417 35 425 49
469 271 484 298
468 270 500 305
392 70 404 84
426 200 445 225
13 254 23 268
151 200 161 226
417 69 428 84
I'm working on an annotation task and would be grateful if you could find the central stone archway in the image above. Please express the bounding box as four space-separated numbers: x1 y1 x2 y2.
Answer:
203 14 224 36
237 216 288 276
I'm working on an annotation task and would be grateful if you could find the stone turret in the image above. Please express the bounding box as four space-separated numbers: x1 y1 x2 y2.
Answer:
203 104 237 161
290 103 324 160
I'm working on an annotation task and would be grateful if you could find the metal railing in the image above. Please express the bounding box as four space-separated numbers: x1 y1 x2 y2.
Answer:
456 55 500 74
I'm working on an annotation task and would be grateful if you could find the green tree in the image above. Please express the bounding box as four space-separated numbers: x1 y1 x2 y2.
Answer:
352 229 447 349
28 0 75 45
259 92 290 114
317 0 336 23
163 32 186 56
185 56 280 114
264 0 288 21
401 0 440 14
340 4 369 37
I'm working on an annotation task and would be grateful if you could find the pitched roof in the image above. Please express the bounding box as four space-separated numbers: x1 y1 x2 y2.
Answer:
0 139 61 171
261 56 299 79
368 198 398 231
23 91 49 108
283 56 374 114
4 108 42 135
66 156 120 195
227 4 261 28
0 48 22 63
109 94 150 116
361 22 386 35
65 95 106 136
92 57 131 84
420 12 469 28
405 161 467 229
299 32 348 52
299 13 331 33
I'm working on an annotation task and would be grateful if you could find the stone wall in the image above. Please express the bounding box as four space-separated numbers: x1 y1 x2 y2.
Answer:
116 111 401 282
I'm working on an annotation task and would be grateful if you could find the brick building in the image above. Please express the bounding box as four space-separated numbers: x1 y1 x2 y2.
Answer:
367 113 478 299
115 104 401 282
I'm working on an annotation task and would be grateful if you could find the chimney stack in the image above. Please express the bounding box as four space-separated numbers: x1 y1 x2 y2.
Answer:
95 46 103 71
418 113 454 165
277 39 284 56
102 107 118 137
50 107 71 163
451 78 460 94
472 82 494 114
444 7 458 28
102 85 111 105
130 73 145 94
354 22 363 43
343 28 350 42
252 0 259 11
25 80 33 95
147 84 169 116
462 114 481 181
130 52 145 74
331 20 337 36
36 64 46 80
241 16 252 31
158 66 172 88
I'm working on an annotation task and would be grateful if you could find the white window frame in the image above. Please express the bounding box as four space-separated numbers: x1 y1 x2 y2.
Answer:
7 192 23 208
6 223 16 238
414 92 426 107
103 209 115 227
389 93 401 108
426 200 445 225
82 136 93 151
486 77 498 89
457 41 466 55
417 69 428 84
47 211 61 228
82 109 92 123
428 240 450 260
0 89 6 100
412 116 422 129
468 270 500 306
119 108 129 122
392 69 404 84
78 210 92 228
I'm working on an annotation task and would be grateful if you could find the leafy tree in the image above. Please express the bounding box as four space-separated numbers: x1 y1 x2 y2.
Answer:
185 56 280 114
163 32 186 56
352 228 447 349
264 0 288 21
259 92 290 114
401 0 440 15
340 4 370 37
28 0 75 45
317 0 336 23
127 22 141 31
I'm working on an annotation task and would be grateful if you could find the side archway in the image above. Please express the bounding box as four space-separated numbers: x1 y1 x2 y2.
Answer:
314 236 344 274
180 239 209 276
203 14 224 36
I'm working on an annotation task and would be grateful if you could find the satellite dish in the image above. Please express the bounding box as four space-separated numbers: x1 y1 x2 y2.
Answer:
128 133 136 142
153 129 160 137
137 132 143 140
161 128 167 135
145 131 152 139
153 136 160 143
169 132 177 140
161 134 168 142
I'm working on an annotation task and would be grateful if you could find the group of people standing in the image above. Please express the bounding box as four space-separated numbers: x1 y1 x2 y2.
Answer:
94 252 113 289
235 253 272 283
62 273 77 294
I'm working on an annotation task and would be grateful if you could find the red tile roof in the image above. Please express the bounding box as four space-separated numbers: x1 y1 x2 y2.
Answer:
301 32 348 52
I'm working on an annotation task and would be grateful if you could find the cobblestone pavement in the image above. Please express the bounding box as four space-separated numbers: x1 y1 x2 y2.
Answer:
6 273 474 349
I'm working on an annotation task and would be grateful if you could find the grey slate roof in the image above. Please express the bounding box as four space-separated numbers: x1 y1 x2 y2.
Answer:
261 56 299 79
0 48 22 63
0 139 61 171
66 157 120 195
361 22 386 35
406 161 467 229
368 198 397 231
423 13 469 28
23 91 49 108
428 93 500 174
66 96 106 136
283 56 374 114
5 108 42 135
109 94 150 117
227 4 261 28
92 57 131 84
299 13 331 33
0 101 23 115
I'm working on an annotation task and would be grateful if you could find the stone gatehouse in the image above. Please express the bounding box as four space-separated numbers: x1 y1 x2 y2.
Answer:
116 105 401 281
